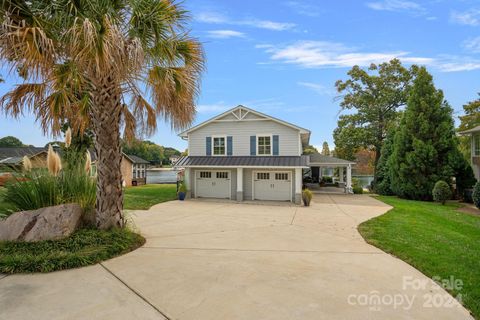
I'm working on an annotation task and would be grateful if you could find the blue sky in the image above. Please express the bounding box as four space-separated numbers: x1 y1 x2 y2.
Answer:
1 0 480 151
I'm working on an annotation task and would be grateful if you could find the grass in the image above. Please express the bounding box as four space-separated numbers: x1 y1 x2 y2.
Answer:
0 184 178 217
124 184 177 210
0 227 145 273
359 196 480 319
0 187 16 218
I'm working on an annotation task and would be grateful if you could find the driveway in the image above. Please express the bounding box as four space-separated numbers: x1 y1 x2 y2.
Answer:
0 195 473 319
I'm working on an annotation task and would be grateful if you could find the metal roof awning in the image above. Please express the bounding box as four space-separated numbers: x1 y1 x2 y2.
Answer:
175 156 309 168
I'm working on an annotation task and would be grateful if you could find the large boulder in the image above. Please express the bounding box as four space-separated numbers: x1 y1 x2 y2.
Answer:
0 204 83 242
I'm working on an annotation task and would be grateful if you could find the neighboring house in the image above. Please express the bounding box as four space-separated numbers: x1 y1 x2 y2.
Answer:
120 154 150 186
92 153 150 187
460 125 480 180
0 147 150 187
169 155 180 165
0 147 47 170
175 105 354 204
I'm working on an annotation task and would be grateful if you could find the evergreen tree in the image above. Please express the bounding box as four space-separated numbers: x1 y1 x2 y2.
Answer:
374 128 395 195
322 142 330 156
388 67 456 200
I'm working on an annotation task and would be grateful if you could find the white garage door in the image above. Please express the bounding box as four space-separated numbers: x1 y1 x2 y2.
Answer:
195 170 231 199
253 171 292 201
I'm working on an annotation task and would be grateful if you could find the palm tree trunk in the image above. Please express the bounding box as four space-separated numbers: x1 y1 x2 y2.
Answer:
91 75 124 229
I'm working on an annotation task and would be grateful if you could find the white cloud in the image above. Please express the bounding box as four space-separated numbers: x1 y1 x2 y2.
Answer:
451 9 480 26
298 82 334 96
366 0 425 13
434 55 480 72
283 1 320 17
195 11 295 31
463 37 480 53
257 40 480 72
258 41 433 68
206 30 245 39
196 102 231 113
196 11 226 23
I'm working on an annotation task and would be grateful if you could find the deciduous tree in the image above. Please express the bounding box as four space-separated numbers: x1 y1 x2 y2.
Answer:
334 59 417 173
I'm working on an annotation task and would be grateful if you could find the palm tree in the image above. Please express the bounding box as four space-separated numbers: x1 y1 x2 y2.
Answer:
0 0 204 229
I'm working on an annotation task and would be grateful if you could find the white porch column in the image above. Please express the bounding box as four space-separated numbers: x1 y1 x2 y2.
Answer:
236 168 244 201
346 164 353 194
339 167 344 183
295 168 302 204
184 168 192 198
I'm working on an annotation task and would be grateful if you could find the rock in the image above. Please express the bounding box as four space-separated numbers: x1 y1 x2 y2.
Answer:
0 204 83 242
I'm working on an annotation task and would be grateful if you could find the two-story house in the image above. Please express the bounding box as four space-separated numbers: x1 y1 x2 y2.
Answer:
175 105 311 204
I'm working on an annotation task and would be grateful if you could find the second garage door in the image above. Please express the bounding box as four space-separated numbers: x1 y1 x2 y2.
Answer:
253 171 292 201
195 170 231 199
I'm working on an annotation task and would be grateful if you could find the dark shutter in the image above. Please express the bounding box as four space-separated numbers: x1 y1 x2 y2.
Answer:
206 136 212 156
250 136 256 156
273 135 279 156
227 136 233 156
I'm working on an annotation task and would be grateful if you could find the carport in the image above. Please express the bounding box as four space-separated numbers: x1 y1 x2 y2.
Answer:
308 153 355 194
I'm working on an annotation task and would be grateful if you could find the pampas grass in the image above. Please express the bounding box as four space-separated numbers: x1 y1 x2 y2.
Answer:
22 156 32 171
85 150 92 175
65 127 72 148
47 144 62 176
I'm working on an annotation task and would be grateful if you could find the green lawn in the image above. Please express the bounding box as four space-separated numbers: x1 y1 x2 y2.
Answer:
124 184 177 210
359 196 480 319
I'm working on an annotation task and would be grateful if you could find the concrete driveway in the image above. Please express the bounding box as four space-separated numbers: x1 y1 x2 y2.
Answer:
0 195 473 319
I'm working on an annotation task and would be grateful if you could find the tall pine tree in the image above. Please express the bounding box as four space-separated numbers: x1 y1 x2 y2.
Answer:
388 67 456 200
374 128 395 195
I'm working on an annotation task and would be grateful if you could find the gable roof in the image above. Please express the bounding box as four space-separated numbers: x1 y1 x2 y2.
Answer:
459 125 480 135
0 147 46 160
0 147 47 165
178 105 311 143
123 154 150 164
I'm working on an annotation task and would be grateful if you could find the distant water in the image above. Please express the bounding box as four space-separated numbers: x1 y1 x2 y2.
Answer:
353 175 374 188
146 169 179 184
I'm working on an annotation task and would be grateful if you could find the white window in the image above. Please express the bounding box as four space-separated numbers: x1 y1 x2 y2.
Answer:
257 172 270 180
200 171 211 178
275 173 289 180
475 134 480 156
216 172 229 179
257 136 272 155
213 137 226 155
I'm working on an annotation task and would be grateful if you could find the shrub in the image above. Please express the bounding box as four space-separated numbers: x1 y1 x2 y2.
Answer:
322 176 333 183
3 166 96 218
353 186 363 194
178 181 187 193
432 180 452 205
464 188 474 203
473 182 480 209
302 189 313 206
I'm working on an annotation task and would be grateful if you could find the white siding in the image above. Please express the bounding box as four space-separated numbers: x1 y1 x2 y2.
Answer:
188 120 301 156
